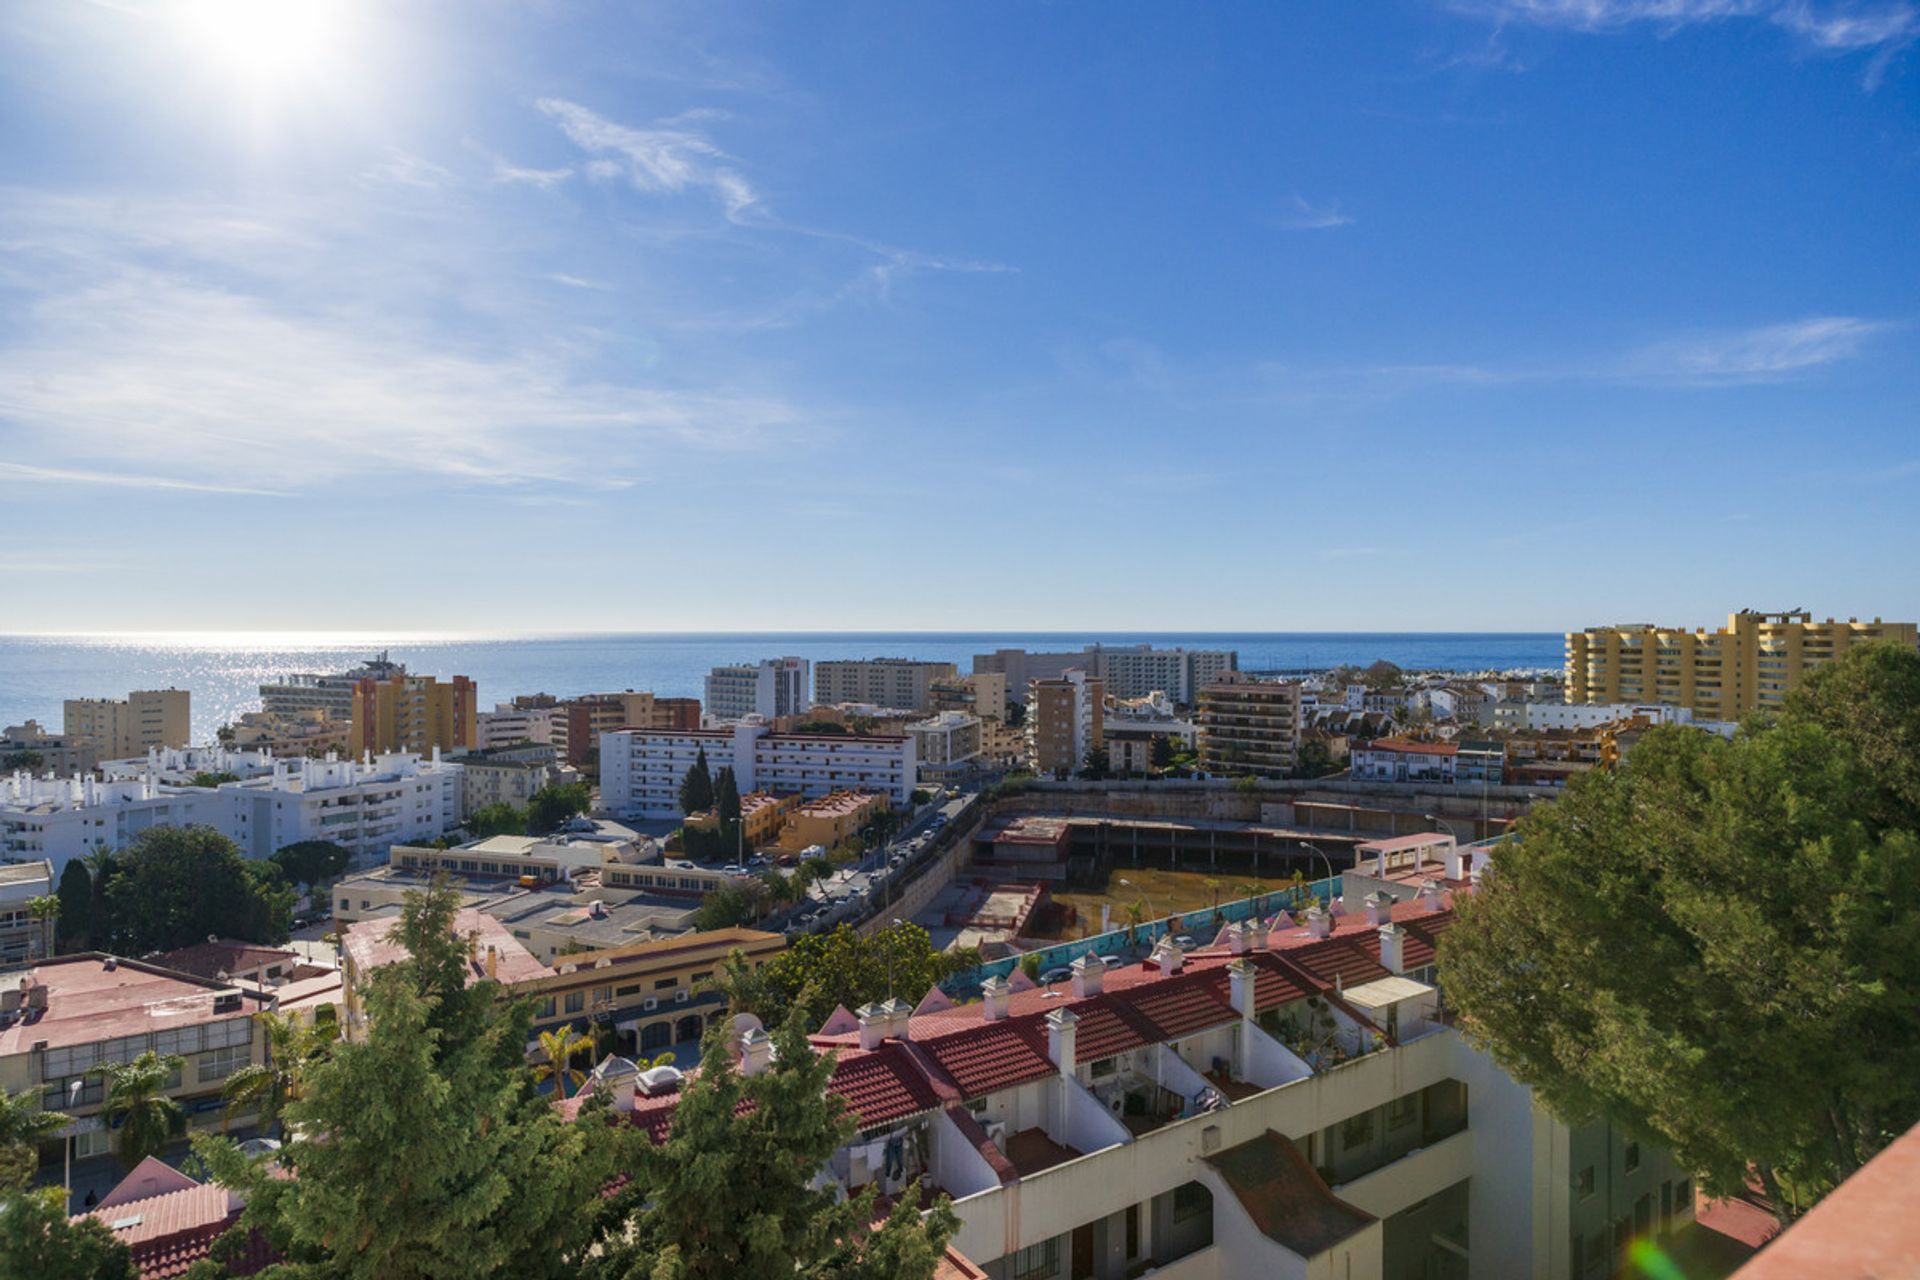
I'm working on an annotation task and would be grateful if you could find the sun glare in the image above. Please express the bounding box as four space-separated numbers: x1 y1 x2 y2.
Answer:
182 0 344 84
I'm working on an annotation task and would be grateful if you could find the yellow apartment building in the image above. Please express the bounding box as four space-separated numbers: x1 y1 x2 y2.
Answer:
687 790 799 850
349 674 478 756
1565 610 1918 718
775 789 887 852
63 689 190 757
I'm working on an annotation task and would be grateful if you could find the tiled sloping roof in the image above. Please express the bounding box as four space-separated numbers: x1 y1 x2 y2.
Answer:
1204 1129 1375 1258
79 1182 275 1280
831 1043 946 1127
919 1017 1056 1100
147 940 297 982
1120 972 1238 1042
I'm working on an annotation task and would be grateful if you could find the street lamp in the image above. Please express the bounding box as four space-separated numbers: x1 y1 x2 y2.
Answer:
886 917 903 1004
1295 841 1339 907
1117 878 1160 946
63 1078 83 1212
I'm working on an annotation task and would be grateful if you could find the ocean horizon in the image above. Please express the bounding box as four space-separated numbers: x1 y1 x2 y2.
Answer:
0 630 1566 745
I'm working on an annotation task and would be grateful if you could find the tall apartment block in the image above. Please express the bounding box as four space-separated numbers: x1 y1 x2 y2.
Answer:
814 658 959 712
974 644 1237 705
1029 670 1104 775
258 653 407 720
704 658 810 722
1196 678 1303 778
349 674 477 756
62 689 190 757
930 672 1009 722
561 691 656 767
1565 609 1918 719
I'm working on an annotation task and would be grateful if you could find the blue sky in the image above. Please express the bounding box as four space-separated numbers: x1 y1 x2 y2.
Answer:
1 0 1916 633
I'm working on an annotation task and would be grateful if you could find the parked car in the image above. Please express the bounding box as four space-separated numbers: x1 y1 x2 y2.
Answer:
776 854 797 867
1172 934 1197 951
1039 967 1074 985
720 863 747 875
1098 954 1125 970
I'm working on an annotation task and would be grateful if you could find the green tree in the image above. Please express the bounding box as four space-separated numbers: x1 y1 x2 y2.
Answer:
94 1051 187 1170
692 882 766 932
714 767 741 828
708 923 978 1028
578 1013 957 1280
1148 735 1176 771
96 827 293 953
1441 643 1920 1219
186 771 241 788
0 1084 68 1190
26 895 59 960
55 860 93 952
680 747 715 815
532 1026 592 1099
1 749 43 773
194 878 622 1280
0 1183 136 1280
221 1011 336 1137
1079 745 1110 779
466 802 529 838
527 781 592 835
271 840 353 891
216 723 237 747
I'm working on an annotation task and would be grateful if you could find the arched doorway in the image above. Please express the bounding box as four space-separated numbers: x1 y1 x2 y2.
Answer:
640 1020 672 1054
674 1014 702 1044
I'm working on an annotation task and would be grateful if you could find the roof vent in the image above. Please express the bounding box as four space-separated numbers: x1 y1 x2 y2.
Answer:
213 991 244 1014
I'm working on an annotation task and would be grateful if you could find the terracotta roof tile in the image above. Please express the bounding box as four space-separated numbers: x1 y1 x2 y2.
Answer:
830 1043 946 1128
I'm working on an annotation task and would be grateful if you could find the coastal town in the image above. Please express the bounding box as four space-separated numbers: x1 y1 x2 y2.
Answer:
3 610 1915 1280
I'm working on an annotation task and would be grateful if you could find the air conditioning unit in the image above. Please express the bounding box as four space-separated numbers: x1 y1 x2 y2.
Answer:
985 1120 1009 1146
674 989 690 1003
642 997 658 1011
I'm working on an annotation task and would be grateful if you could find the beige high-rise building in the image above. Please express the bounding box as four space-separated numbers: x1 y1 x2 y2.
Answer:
929 672 1009 723
349 674 477 757
814 659 959 712
1565 610 1918 719
1196 677 1302 778
63 689 190 757
1029 670 1103 775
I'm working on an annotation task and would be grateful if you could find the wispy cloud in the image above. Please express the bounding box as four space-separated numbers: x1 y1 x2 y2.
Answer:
1271 195 1356 231
1625 315 1893 382
537 98 759 220
1442 0 1920 69
360 148 456 190
0 461 282 496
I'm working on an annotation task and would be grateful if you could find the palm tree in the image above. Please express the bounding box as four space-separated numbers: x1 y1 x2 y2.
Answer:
222 1011 335 1136
531 1026 591 1098
0 1084 65 1189
93 1051 186 1170
25 895 59 959
1123 900 1146 947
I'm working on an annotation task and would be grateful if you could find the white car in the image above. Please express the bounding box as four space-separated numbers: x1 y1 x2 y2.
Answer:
1098 954 1125 970
720 863 747 875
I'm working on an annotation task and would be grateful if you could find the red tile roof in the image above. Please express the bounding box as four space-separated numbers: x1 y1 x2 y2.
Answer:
830 1042 947 1127
77 1180 274 1280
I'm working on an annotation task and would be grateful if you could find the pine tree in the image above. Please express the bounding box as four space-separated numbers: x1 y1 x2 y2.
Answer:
579 1013 957 1280
680 747 715 815
0 1183 135 1280
194 879 622 1279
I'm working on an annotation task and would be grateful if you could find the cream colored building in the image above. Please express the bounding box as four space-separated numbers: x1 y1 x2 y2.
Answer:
63 689 189 757
1565 609 1918 718
1196 677 1303 778
930 672 1010 723
815 659 959 713
906 711 983 778
349 674 477 756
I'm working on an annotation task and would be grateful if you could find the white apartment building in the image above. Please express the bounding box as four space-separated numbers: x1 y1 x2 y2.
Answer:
906 711 983 779
815 659 959 712
600 722 916 819
0 752 463 873
258 653 406 720
476 703 566 750
1489 702 1696 733
579 902 1693 1280
0 860 56 965
704 658 811 723
1095 646 1239 703
99 745 278 784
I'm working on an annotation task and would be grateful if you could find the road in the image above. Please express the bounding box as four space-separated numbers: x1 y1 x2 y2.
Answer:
769 787 979 935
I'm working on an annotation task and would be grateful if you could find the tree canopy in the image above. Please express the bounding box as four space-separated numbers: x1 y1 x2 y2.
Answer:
1440 642 1920 1217
91 827 293 953
271 840 353 890
577 1013 957 1280
527 781 592 836
55 859 93 952
709 923 979 1029
679 748 715 815
466 801 529 838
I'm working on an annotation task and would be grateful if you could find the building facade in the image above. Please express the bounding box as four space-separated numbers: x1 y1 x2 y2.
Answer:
477 703 566 752
0 721 99 776
0 861 55 965
705 658 811 723
1196 679 1302 778
350 674 477 756
561 692 657 767
907 711 984 778
1030 671 1104 776
62 690 190 758
1565 609 1918 719
815 659 961 712
600 723 916 819
974 646 1239 707
931 672 1011 724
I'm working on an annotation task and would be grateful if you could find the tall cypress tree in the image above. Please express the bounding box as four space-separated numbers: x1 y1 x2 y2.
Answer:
680 747 715 815
714 766 741 827
55 861 92 952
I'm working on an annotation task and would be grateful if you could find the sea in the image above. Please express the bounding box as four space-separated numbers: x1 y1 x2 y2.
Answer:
0 632 1563 746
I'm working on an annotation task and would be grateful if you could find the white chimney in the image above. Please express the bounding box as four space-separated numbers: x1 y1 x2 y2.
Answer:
610 1073 637 1111
1227 958 1256 1018
1069 954 1103 998
883 997 914 1041
1225 921 1252 955
1045 1007 1078 1075
738 1028 776 1077
1446 847 1469 881
1417 879 1444 912
857 1003 888 1050
981 976 1011 1021
1364 892 1394 927
1305 906 1332 938
1379 924 1406 974
1248 915 1271 951
1151 937 1185 973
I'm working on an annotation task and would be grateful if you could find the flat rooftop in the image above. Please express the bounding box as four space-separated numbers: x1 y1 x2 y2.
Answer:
0 956 259 1056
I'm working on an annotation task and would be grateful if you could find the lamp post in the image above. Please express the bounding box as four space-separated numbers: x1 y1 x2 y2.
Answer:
1294 841 1338 907
886 917 902 1004
1118 877 1160 947
63 1078 83 1212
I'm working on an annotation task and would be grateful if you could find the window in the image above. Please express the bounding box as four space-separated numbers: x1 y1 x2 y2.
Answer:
564 992 585 1015
1675 1178 1692 1209
654 978 678 991
1090 1057 1117 1079
1577 1165 1596 1199
1387 1094 1419 1131
1625 1141 1640 1173
198 1044 250 1082
536 996 557 1019
1341 1110 1376 1150
1172 1180 1211 1223
616 984 641 997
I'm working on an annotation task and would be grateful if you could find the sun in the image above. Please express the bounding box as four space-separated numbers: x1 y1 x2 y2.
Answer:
181 0 345 84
